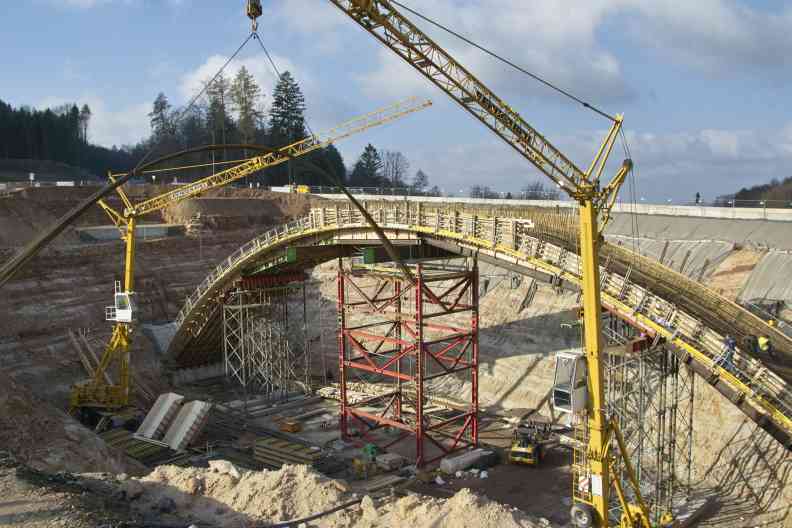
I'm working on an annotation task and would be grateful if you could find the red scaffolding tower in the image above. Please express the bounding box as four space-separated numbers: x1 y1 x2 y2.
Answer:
337 262 479 466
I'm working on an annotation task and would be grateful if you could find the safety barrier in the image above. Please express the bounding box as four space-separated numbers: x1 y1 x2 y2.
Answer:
168 204 792 448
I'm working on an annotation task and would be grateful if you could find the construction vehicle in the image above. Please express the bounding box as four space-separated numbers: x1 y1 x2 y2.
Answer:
69 97 431 411
508 419 553 466
253 1 653 525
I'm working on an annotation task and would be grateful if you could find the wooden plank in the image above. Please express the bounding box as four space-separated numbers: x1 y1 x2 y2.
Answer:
362 475 406 492
256 438 321 457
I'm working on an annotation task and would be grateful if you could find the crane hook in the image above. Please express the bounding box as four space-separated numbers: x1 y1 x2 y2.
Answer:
246 0 263 32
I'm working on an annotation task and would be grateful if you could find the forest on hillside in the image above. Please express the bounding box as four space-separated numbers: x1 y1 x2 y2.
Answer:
0 69 438 192
730 176 792 206
0 100 134 177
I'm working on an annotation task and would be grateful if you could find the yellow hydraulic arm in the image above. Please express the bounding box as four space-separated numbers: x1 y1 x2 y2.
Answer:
128 97 431 217
71 96 432 411
290 1 639 526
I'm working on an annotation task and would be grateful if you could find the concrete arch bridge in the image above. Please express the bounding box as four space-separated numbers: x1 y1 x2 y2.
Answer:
165 201 792 449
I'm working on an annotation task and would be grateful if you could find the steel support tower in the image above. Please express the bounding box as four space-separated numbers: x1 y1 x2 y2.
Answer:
222 273 311 399
601 311 695 524
337 261 479 466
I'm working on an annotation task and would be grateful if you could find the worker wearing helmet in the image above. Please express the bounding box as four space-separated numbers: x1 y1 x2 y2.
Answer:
758 335 776 359
717 335 737 373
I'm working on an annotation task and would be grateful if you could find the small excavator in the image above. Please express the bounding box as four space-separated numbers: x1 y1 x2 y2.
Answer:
508 416 556 466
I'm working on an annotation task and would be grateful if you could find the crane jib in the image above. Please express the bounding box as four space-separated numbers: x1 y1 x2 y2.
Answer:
336 0 586 189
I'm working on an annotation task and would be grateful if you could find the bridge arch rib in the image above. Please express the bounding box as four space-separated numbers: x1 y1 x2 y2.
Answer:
166 205 792 449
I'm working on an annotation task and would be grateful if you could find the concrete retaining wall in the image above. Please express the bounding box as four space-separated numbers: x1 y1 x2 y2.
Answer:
316 194 792 222
76 224 185 242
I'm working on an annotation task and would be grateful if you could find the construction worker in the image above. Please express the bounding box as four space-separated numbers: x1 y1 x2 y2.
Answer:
758 335 776 359
743 334 759 355
717 334 737 372
768 318 777 328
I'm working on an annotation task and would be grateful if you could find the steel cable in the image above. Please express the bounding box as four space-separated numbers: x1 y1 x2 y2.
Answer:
391 0 618 122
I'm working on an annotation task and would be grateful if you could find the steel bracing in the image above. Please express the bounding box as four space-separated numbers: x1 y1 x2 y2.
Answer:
222 283 310 399
601 313 695 525
337 262 479 466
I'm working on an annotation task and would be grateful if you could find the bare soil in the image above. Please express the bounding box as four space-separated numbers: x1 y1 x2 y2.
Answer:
706 248 765 300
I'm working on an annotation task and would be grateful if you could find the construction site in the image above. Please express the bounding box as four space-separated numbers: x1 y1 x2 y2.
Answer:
1 2 791 528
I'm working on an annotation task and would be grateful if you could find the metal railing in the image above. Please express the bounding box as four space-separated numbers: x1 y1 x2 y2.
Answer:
169 204 792 444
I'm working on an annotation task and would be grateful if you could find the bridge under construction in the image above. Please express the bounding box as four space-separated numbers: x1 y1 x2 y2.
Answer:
1 1 790 526
1 186 791 527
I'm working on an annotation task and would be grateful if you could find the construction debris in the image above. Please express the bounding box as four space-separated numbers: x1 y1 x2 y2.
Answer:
439 448 496 475
254 437 322 469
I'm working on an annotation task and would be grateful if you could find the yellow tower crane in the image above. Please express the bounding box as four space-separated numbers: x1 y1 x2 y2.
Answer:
251 1 653 526
69 96 431 411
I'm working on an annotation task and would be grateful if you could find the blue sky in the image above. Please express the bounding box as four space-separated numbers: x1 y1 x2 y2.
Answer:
3 0 792 202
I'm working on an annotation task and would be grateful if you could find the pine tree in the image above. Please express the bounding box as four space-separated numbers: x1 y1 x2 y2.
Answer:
349 144 383 187
268 71 307 146
411 169 429 192
230 66 263 145
149 92 173 139
321 144 346 183
207 73 232 156
79 104 91 143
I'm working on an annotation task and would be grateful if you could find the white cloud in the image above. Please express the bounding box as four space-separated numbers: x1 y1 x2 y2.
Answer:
57 0 109 6
275 0 792 106
38 95 150 148
625 0 792 73
356 49 441 100
399 121 792 202
179 52 307 112
52 0 134 7
266 0 347 35
180 52 362 136
351 0 633 104
52 0 185 8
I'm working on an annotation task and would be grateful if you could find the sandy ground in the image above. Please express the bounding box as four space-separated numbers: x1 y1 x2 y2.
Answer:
705 248 765 300
2 187 791 527
0 452 131 528
121 462 546 528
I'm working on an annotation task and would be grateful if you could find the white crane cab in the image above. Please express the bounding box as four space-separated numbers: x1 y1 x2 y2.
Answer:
552 351 587 414
106 281 136 323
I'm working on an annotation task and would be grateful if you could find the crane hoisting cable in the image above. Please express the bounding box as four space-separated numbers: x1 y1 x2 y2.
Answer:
274 1 648 527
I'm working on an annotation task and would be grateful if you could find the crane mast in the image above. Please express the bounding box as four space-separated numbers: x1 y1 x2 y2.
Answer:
296 1 640 526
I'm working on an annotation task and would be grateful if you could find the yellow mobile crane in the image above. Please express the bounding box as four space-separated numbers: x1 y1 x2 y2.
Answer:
249 1 652 526
70 96 431 411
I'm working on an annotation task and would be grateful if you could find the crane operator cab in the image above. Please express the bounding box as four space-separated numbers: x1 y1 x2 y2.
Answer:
106 281 136 323
552 351 587 413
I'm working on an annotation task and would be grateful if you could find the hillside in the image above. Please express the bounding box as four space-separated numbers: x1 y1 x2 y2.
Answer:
734 176 792 205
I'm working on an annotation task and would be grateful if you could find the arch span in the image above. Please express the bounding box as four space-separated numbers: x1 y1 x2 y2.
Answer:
167 204 792 448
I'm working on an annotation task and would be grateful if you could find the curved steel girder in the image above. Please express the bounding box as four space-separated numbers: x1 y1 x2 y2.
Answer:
167 219 792 449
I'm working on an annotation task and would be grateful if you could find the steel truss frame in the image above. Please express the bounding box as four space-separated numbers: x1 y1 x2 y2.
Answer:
337 262 479 466
222 279 311 399
601 311 695 525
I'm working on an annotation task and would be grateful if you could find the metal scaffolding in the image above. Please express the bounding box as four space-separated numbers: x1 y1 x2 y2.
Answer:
222 275 311 399
601 310 695 524
337 261 479 466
